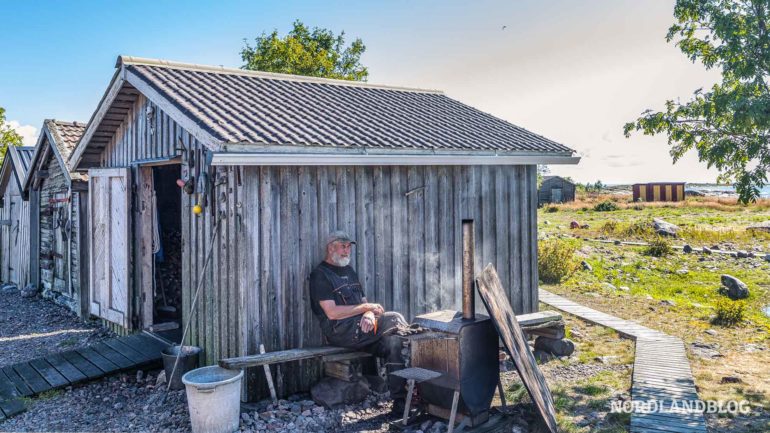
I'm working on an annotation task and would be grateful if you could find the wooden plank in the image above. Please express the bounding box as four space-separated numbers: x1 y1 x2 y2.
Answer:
121 334 167 360
75 347 120 374
0 370 21 400
90 342 133 369
1 367 33 397
0 398 25 418
45 353 87 384
104 338 151 364
28 359 69 388
219 346 353 369
476 265 557 433
60 351 103 380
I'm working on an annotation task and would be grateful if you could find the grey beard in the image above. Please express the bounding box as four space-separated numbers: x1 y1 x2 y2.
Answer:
331 254 351 267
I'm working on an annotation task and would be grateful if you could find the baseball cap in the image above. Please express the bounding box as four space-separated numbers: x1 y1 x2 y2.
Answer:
326 230 356 246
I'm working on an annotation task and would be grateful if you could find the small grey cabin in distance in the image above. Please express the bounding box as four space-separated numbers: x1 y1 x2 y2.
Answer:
538 176 575 206
67 55 580 398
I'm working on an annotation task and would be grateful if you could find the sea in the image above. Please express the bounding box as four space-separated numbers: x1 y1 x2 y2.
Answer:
687 184 770 198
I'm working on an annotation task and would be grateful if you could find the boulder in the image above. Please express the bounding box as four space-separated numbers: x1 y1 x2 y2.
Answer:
746 221 770 233
765 254 770 263
683 245 693 254
20 284 38 298
581 261 593 271
720 274 749 300
737 250 749 258
534 336 575 357
653 218 679 237
311 377 369 408
570 221 580 229
702 246 712 254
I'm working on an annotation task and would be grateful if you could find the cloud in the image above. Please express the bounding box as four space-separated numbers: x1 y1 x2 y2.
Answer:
7 121 38 146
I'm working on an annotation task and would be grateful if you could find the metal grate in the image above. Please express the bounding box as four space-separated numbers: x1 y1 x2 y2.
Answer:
390 367 442 383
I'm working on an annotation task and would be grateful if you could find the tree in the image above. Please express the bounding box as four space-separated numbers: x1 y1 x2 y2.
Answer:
241 20 368 81
537 165 550 187
0 107 23 163
624 0 770 203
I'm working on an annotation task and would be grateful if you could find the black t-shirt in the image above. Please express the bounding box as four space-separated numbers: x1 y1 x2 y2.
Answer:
309 261 364 336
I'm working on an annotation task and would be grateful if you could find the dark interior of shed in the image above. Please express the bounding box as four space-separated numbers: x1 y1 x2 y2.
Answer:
152 164 182 340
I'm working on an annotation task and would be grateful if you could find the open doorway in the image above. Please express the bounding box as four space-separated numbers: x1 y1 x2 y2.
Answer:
150 164 182 342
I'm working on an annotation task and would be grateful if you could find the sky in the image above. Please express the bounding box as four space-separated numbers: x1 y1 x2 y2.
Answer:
0 0 723 184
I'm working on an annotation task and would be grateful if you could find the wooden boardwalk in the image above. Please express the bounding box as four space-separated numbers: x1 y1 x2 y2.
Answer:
539 289 707 433
0 333 169 420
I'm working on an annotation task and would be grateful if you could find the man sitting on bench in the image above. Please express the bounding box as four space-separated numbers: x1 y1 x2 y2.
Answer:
309 230 409 414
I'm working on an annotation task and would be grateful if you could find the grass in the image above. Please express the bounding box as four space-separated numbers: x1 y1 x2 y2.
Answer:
538 193 770 432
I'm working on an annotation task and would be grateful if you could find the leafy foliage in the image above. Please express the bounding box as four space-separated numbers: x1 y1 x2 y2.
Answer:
625 0 770 203
593 200 619 212
713 298 746 326
241 20 368 81
643 238 673 257
0 107 23 164
538 239 579 284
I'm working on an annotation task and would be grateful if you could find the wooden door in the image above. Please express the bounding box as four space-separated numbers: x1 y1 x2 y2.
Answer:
9 195 20 284
0 198 9 282
89 168 132 329
52 192 68 293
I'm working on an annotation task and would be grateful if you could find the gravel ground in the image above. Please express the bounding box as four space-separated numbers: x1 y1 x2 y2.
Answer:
0 285 114 367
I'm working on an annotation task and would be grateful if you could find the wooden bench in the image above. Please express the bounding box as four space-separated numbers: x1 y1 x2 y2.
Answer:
517 311 565 339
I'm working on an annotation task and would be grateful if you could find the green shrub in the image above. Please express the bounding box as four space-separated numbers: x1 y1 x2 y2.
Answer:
713 299 746 327
546 206 559 213
538 239 579 284
594 201 619 212
643 238 672 257
600 221 618 234
621 221 654 238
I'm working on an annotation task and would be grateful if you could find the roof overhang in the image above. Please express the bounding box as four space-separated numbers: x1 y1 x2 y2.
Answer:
211 147 580 166
23 124 76 195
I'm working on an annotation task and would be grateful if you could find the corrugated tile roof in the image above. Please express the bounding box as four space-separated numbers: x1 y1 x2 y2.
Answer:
124 60 574 155
46 120 86 167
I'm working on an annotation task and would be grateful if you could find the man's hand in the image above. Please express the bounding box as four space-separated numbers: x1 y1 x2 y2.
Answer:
363 303 384 316
360 311 376 333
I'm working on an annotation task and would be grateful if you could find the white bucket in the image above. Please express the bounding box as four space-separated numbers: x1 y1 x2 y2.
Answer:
182 366 244 433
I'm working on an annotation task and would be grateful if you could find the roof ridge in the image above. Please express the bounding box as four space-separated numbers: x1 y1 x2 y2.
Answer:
117 55 445 94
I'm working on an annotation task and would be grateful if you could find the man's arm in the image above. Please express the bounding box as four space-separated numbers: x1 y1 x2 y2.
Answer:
319 300 382 320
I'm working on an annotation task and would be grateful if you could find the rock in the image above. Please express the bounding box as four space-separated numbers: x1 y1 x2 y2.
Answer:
683 245 693 254
763 254 770 262
20 284 38 298
113 402 124 410
720 376 741 384
570 221 580 229
705 329 718 336
702 247 712 254
0 284 18 294
645 295 654 300
543 220 550 225
534 337 575 356
602 282 617 291
533 350 554 363
748 251 756 258
720 274 749 300
136 370 144 382
156 370 167 386
737 250 749 258
363 374 388 394
580 224 589 229
594 356 618 364
614 240 621 245
746 221 770 233
241 413 252 422
581 261 592 271
653 218 679 237
676 269 689 275
660 299 676 306
618 286 630 292
310 377 369 408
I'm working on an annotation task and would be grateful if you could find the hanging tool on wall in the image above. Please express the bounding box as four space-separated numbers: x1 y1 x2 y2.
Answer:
192 151 213 216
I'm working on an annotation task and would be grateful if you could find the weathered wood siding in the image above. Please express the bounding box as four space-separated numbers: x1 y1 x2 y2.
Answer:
0 179 31 287
94 95 540 400
538 176 575 205
34 145 86 315
233 165 538 397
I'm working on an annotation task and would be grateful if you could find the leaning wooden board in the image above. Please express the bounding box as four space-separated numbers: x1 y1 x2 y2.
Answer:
476 264 558 433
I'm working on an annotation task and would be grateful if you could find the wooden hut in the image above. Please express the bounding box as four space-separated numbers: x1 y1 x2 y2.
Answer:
22 120 89 315
632 182 685 202
0 146 35 287
68 56 580 398
538 176 575 205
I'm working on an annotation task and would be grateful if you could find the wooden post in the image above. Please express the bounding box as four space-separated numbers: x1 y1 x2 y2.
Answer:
259 344 278 403
403 379 415 426
448 390 460 433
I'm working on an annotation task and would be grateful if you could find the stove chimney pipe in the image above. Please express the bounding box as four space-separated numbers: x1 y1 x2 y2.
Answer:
462 219 475 320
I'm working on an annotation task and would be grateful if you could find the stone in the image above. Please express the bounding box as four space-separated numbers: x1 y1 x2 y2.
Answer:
533 350 554 363
705 329 718 336
720 376 741 384
702 247 712 254
614 240 621 245
570 221 580 229
746 221 770 233
20 284 38 298
660 299 676 306
594 356 618 364
720 274 749 300
676 269 689 275
310 377 369 408
653 218 679 237
618 286 630 292
155 370 167 386
113 402 124 410
683 245 693 253
581 261 592 271
136 370 144 382
748 251 756 258
0 284 17 294
737 250 749 258
534 337 575 357
764 254 770 263
602 282 617 291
